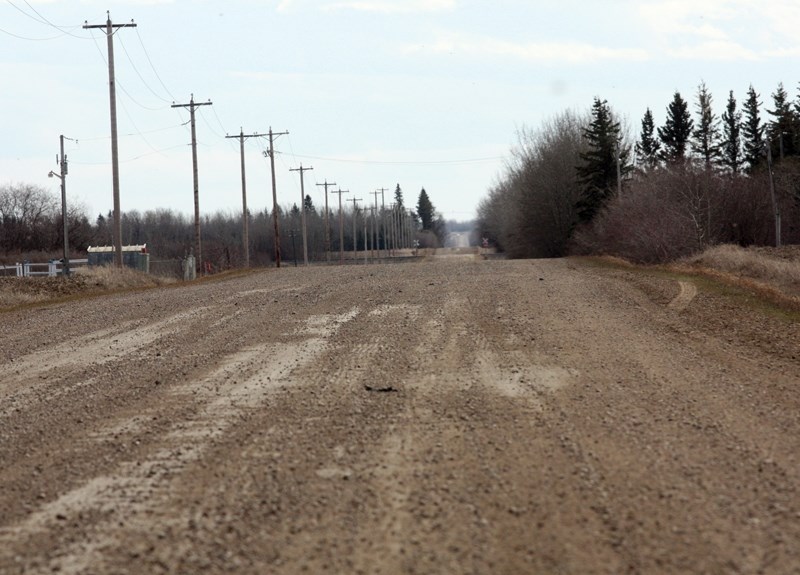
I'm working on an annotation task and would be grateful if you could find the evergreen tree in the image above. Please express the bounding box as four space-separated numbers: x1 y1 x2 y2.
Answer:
635 107 661 170
576 98 631 223
720 90 744 174
416 188 435 231
304 194 315 213
691 81 721 168
742 84 764 172
767 82 797 159
658 91 694 163
394 184 404 209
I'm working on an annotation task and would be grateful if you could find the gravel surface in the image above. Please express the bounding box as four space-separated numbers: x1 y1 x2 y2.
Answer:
1 256 798 574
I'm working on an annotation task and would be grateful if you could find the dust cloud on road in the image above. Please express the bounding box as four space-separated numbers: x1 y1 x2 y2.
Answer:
1 257 798 574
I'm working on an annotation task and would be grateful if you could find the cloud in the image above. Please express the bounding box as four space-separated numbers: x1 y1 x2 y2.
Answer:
636 0 800 61
323 0 455 14
404 33 649 64
666 40 758 61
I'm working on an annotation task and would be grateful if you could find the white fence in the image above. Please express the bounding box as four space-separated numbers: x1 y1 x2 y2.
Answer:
0 259 88 278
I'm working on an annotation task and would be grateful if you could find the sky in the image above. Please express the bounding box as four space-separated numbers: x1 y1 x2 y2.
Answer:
1 0 799 223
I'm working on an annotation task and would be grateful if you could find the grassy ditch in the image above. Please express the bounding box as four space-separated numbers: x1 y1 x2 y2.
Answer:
582 244 800 320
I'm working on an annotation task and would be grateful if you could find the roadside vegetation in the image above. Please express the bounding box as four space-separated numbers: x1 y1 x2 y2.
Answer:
478 81 800 265
0 183 450 270
0 266 174 310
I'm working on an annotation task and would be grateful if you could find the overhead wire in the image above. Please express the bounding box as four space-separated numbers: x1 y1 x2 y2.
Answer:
284 152 505 166
117 32 173 105
4 0 90 39
134 28 177 102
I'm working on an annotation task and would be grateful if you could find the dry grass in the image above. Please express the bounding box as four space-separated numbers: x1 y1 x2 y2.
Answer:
679 245 800 294
73 265 175 290
0 266 175 311
670 244 800 310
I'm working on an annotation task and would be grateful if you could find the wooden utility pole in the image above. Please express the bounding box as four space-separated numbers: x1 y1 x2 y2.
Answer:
348 197 363 263
377 187 389 257
316 180 336 262
49 135 74 275
389 203 397 256
766 136 782 248
331 188 349 264
172 95 212 273
370 190 381 259
83 12 136 268
289 164 314 266
226 129 267 268
264 127 289 267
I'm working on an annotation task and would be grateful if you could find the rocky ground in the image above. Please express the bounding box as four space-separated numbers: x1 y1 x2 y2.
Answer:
0 255 798 574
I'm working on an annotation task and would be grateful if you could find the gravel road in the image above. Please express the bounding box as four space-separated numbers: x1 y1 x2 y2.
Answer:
1 256 798 574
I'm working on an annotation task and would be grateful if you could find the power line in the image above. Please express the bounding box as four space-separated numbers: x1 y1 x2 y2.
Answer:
117 31 173 105
5 0 90 39
134 28 177 102
284 152 505 165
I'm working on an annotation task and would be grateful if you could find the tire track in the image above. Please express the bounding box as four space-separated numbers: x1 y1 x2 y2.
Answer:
0 309 359 574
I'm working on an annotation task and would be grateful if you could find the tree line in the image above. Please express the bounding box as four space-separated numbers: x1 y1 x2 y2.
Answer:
478 81 800 263
0 182 449 268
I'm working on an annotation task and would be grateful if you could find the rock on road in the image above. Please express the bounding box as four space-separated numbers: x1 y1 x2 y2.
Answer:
1 257 798 574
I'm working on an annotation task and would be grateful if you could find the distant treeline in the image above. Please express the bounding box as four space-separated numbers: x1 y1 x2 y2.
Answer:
478 81 800 263
0 183 453 267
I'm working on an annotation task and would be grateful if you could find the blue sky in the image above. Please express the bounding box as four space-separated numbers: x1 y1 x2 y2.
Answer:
2 0 799 222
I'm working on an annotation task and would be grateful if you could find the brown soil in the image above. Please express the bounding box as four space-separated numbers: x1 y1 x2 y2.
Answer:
0 257 798 574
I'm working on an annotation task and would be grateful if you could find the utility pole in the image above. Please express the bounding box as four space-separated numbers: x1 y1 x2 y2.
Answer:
264 127 289 267
289 164 314 266
316 179 336 263
364 206 375 264
48 135 74 276
83 12 136 268
172 94 212 273
226 128 267 268
766 136 782 248
377 187 389 257
370 189 381 259
347 197 362 263
331 188 349 264
388 203 396 256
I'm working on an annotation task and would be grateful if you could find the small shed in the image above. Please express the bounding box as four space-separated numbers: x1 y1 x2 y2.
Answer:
87 244 150 273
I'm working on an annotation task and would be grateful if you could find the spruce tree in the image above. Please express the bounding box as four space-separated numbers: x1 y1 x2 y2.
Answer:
576 97 631 223
742 84 764 172
394 184 404 209
304 194 315 212
720 90 744 174
691 81 721 168
635 107 661 170
658 91 694 163
416 188 435 231
767 82 797 159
